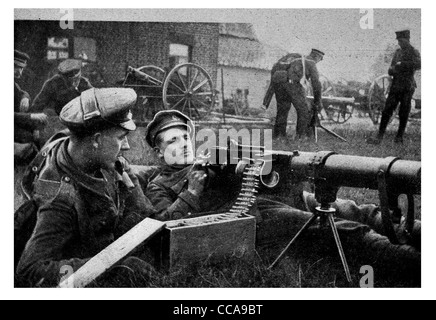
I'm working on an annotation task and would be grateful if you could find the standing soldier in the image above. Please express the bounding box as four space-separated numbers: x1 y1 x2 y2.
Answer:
30 59 93 116
14 50 48 164
368 30 421 144
16 88 156 287
266 49 324 139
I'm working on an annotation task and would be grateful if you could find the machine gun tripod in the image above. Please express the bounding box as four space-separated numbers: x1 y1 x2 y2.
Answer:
268 186 352 282
311 107 347 143
267 151 353 282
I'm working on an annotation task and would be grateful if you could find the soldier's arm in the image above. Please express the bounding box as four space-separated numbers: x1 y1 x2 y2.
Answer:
30 79 56 113
388 51 401 76
15 82 30 101
16 200 89 287
145 182 201 221
115 168 158 238
308 63 322 106
14 112 34 129
397 49 421 72
80 77 94 91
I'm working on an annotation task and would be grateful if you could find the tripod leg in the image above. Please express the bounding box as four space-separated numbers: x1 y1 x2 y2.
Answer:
327 214 352 282
268 215 318 270
318 124 347 142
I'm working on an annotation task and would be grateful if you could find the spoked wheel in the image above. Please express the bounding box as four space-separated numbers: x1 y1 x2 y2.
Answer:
163 63 215 119
324 103 355 124
124 65 166 120
136 65 166 87
368 74 392 125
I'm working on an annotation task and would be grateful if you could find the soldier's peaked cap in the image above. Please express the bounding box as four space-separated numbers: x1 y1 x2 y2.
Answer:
58 59 82 76
146 110 193 147
14 50 30 68
311 49 325 57
60 88 137 133
396 30 411 40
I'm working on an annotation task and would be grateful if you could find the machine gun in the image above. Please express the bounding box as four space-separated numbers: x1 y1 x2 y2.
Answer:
208 142 421 282
218 143 420 242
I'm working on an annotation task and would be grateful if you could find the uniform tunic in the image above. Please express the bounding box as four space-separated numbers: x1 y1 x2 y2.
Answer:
30 74 93 115
16 136 155 287
271 54 322 138
14 82 36 143
379 45 421 139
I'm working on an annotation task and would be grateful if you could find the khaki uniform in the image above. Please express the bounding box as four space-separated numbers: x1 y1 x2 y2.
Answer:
378 45 421 140
271 54 322 138
16 136 156 287
30 74 93 115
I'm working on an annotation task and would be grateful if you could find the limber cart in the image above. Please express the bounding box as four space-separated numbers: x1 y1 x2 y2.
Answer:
120 63 216 120
308 74 408 126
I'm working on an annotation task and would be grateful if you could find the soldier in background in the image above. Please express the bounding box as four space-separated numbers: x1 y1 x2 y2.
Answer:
30 59 93 116
265 49 324 140
16 88 156 287
368 30 421 144
14 50 48 164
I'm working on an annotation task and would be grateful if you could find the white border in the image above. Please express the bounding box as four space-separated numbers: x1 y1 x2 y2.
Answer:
3 1 435 300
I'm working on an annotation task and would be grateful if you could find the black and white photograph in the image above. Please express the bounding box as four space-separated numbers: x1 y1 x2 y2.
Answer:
7 4 432 300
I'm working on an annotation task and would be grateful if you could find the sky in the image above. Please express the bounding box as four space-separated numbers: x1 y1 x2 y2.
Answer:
251 9 421 82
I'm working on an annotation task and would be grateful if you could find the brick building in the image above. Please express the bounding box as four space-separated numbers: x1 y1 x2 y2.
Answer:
14 20 220 105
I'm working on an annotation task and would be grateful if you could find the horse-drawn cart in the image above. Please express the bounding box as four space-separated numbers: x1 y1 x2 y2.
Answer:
311 74 418 126
120 63 216 120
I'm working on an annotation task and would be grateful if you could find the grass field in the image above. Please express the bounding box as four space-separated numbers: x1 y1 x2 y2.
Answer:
14 115 421 288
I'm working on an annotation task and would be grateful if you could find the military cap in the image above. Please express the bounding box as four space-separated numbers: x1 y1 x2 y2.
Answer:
58 59 82 76
14 50 30 68
396 29 411 40
60 88 137 133
311 49 325 57
145 110 193 147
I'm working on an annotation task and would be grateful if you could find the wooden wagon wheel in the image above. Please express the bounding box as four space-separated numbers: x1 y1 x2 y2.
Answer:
123 65 167 120
324 102 355 124
307 75 351 123
136 65 166 88
368 74 392 125
162 63 215 120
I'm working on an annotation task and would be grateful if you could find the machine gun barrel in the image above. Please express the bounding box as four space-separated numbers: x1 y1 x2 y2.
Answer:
286 151 421 194
210 143 420 195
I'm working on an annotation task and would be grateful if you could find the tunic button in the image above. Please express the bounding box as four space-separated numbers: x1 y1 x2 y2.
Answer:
42 152 47 157
64 176 71 183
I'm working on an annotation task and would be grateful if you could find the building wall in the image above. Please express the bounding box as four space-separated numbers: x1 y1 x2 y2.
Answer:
216 66 298 121
14 20 219 100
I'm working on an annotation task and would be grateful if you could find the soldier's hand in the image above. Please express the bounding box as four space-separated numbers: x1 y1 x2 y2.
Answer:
30 113 49 128
20 97 30 112
187 167 208 197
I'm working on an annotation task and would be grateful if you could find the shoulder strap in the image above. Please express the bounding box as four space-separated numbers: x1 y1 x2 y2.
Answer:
20 133 69 200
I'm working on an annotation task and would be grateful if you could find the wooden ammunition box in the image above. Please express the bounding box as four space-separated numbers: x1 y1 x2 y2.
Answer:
153 213 256 271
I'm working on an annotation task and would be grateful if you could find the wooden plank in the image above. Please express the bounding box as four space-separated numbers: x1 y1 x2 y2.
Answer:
58 218 165 288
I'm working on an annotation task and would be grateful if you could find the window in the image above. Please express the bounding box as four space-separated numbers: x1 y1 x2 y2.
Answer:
169 43 191 72
47 37 69 60
47 37 97 62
